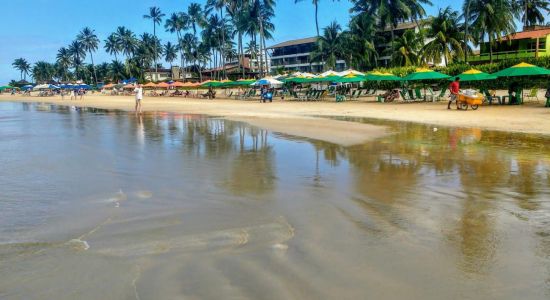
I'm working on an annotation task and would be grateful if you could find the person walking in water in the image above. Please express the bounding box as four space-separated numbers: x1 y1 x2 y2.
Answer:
134 84 143 114
448 77 460 110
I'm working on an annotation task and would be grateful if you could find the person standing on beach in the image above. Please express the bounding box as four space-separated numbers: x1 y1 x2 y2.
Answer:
448 77 460 110
134 84 143 114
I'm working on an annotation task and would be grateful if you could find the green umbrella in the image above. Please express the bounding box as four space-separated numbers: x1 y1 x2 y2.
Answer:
200 80 222 87
284 76 315 83
364 72 402 81
453 69 496 81
491 62 550 77
230 79 256 86
0 85 17 90
314 75 342 82
334 75 367 83
403 68 451 81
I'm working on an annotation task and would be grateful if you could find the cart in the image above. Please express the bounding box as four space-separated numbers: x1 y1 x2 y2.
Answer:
457 93 483 110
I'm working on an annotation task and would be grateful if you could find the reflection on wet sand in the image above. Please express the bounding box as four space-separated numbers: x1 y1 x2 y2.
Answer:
1 103 549 299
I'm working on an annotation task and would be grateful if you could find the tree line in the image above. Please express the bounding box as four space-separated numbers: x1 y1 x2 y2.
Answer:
11 0 549 84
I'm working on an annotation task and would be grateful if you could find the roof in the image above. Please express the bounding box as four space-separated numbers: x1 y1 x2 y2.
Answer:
268 37 318 49
506 28 550 40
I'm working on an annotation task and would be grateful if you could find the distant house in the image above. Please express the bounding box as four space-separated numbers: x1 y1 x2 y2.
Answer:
469 26 550 63
144 66 193 82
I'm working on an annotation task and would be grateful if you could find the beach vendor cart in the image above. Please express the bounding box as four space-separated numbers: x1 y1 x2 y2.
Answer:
457 90 483 110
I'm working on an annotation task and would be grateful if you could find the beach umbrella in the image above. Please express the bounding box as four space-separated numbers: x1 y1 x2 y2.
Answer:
22 84 34 90
142 82 158 88
156 82 170 88
123 84 135 89
284 76 314 83
334 74 367 83
170 81 186 88
313 75 342 82
402 68 451 81
453 69 496 81
200 80 221 87
103 83 115 89
0 86 18 91
318 70 339 77
230 79 256 86
337 69 365 77
491 62 550 77
49 84 60 89
218 79 234 87
76 84 90 90
364 71 402 81
254 77 283 86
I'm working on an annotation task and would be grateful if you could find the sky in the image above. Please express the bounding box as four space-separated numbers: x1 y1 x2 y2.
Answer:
0 0 459 84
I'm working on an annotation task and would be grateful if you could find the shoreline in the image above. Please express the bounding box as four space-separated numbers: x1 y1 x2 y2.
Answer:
1 94 550 140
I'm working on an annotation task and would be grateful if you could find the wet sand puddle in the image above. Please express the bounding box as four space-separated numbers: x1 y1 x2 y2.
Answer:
0 102 549 299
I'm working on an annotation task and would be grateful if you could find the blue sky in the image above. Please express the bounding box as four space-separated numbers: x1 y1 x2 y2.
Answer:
1 0 458 84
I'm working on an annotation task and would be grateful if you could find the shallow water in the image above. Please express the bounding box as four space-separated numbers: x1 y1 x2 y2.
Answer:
1 102 549 299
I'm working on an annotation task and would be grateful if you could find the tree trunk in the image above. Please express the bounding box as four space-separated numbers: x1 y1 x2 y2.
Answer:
90 51 98 84
262 34 269 76
257 33 264 78
154 22 158 75
464 0 470 63
220 9 227 80
489 36 493 64
315 3 319 37
239 33 245 79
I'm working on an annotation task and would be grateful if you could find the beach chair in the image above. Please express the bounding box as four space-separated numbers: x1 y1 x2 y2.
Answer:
415 88 427 101
408 89 416 100
350 90 360 100
426 88 436 102
400 90 410 101
483 90 501 105
524 88 539 102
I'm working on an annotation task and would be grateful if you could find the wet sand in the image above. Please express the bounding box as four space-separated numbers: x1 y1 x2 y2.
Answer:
1 94 550 141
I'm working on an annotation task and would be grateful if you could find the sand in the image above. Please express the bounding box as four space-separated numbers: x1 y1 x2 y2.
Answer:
1 93 550 144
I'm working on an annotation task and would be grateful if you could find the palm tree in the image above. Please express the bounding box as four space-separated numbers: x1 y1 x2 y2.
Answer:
188 3 205 37
422 7 466 65
349 0 431 45
463 0 473 62
182 33 200 80
108 60 126 82
344 14 379 69
166 12 190 79
143 7 165 74
56 47 72 81
164 42 178 69
12 58 31 81
513 0 549 27
469 0 516 63
310 21 344 70
32 61 55 83
389 29 423 66
68 40 86 80
104 33 122 61
294 0 339 37
115 27 138 77
77 27 100 84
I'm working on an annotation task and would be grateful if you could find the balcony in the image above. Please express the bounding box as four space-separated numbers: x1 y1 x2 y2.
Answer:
468 49 547 63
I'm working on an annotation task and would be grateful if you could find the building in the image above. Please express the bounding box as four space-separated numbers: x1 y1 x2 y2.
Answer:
267 37 347 74
469 26 550 63
267 19 441 73
144 66 193 81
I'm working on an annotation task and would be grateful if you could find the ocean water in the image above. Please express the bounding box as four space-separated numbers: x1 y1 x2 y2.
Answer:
0 102 549 299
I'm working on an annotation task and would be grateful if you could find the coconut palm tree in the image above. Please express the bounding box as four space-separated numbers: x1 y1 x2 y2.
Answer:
294 0 339 37
513 0 549 27
207 0 231 77
77 27 100 84
56 47 72 81
344 13 379 69
310 21 344 71
32 61 55 83
188 3 205 37
165 12 190 79
422 7 466 65
469 0 516 63
68 40 86 80
104 33 122 61
389 29 424 66
12 58 31 81
164 42 178 69
143 7 165 73
109 60 126 82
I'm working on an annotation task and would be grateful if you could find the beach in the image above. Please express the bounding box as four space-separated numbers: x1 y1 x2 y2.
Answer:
1 94 549 141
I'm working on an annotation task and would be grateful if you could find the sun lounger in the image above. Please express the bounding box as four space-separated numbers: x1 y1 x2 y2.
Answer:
400 90 411 101
524 88 539 102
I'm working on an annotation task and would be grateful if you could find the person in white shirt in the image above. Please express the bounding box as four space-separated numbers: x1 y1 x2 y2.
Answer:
134 84 143 114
